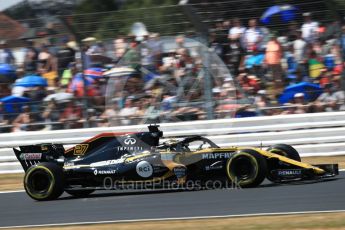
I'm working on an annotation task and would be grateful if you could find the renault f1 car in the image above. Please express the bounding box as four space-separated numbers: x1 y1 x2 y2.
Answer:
14 125 338 201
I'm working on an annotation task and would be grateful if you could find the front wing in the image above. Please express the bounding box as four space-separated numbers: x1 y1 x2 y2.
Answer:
270 164 338 182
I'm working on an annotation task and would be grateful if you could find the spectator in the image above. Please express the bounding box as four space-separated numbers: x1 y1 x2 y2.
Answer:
56 40 76 78
99 103 119 127
228 18 245 41
301 12 319 43
293 30 307 65
331 76 345 110
340 26 345 62
254 90 272 115
0 40 15 64
59 101 83 129
0 102 10 132
23 40 39 72
60 62 77 87
118 98 138 125
265 34 283 90
42 99 61 130
38 44 58 86
122 38 140 69
280 103 297 115
80 108 99 128
113 37 127 62
243 19 263 52
315 83 337 111
227 34 244 76
12 106 36 132
291 93 308 114
243 46 265 76
238 73 260 93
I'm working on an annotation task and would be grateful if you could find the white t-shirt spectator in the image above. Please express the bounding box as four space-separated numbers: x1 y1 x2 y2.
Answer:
228 26 245 39
243 28 263 47
301 21 319 42
293 38 307 63
317 92 336 104
119 107 138 125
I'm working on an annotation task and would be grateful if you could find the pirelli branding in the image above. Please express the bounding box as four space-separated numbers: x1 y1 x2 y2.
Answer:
202 152 234 159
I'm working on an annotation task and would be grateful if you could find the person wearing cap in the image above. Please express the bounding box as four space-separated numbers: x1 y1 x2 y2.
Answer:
254 89 272 115
292 93 307 114
301 12 319 43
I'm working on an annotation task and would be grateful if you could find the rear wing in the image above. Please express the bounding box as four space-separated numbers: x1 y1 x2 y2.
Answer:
13 144 65 172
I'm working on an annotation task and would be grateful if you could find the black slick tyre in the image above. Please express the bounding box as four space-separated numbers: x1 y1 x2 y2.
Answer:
226 149 267 188
24 162 64 201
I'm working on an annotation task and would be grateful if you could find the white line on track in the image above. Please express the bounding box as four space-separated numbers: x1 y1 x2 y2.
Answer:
1 210 345 229
0 190 24 194
0 169 344 194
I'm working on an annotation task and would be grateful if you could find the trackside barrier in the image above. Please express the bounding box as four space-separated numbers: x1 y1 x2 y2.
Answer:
1 111 345 173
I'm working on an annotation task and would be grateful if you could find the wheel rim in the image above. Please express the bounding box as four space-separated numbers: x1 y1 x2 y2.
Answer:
229 156 257 181
26 168 52 196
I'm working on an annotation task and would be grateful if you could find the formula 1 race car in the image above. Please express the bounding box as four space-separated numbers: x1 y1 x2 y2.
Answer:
14 125 338 201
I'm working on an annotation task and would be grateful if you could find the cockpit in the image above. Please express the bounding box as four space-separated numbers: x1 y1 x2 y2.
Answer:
158 136 219 152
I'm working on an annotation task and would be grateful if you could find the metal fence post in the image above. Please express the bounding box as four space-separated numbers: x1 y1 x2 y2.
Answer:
58 16 89 128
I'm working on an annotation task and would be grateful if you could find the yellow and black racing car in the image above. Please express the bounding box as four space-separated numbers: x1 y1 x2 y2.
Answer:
14 125 338 201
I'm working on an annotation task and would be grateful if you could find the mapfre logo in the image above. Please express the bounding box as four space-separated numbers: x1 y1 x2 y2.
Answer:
124 137 136 145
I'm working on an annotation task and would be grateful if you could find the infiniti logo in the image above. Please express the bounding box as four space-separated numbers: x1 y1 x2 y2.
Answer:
124 137 136 145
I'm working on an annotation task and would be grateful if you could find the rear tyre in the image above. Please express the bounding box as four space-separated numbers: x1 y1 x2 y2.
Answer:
226 149 267 188
266 144 301 162
24 162 64 201
65 189 95 197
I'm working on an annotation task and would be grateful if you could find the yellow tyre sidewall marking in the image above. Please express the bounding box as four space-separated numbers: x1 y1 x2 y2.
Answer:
226 151 259 186
24 166 55 199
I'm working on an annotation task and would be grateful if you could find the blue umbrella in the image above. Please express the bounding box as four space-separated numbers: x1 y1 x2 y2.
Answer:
279 82 322 104
0 64 16 83
14 75 48 87
261 4 297 24
0 95 31 113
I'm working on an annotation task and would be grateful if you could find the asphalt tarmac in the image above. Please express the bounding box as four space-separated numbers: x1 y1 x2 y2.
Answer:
0 172 344 228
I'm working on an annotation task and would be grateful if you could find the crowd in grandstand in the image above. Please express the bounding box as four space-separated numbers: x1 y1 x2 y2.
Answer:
0 11 345 132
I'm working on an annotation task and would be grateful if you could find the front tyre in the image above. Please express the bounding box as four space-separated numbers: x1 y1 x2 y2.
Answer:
226 149 267 188
266 144 301 162
24 163 64 201
266 144 301 182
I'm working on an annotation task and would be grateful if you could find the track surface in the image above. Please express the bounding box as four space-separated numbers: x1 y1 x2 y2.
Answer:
1 172 345 228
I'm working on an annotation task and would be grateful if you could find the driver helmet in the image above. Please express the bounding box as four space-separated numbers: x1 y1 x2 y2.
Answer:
164 139 179 146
